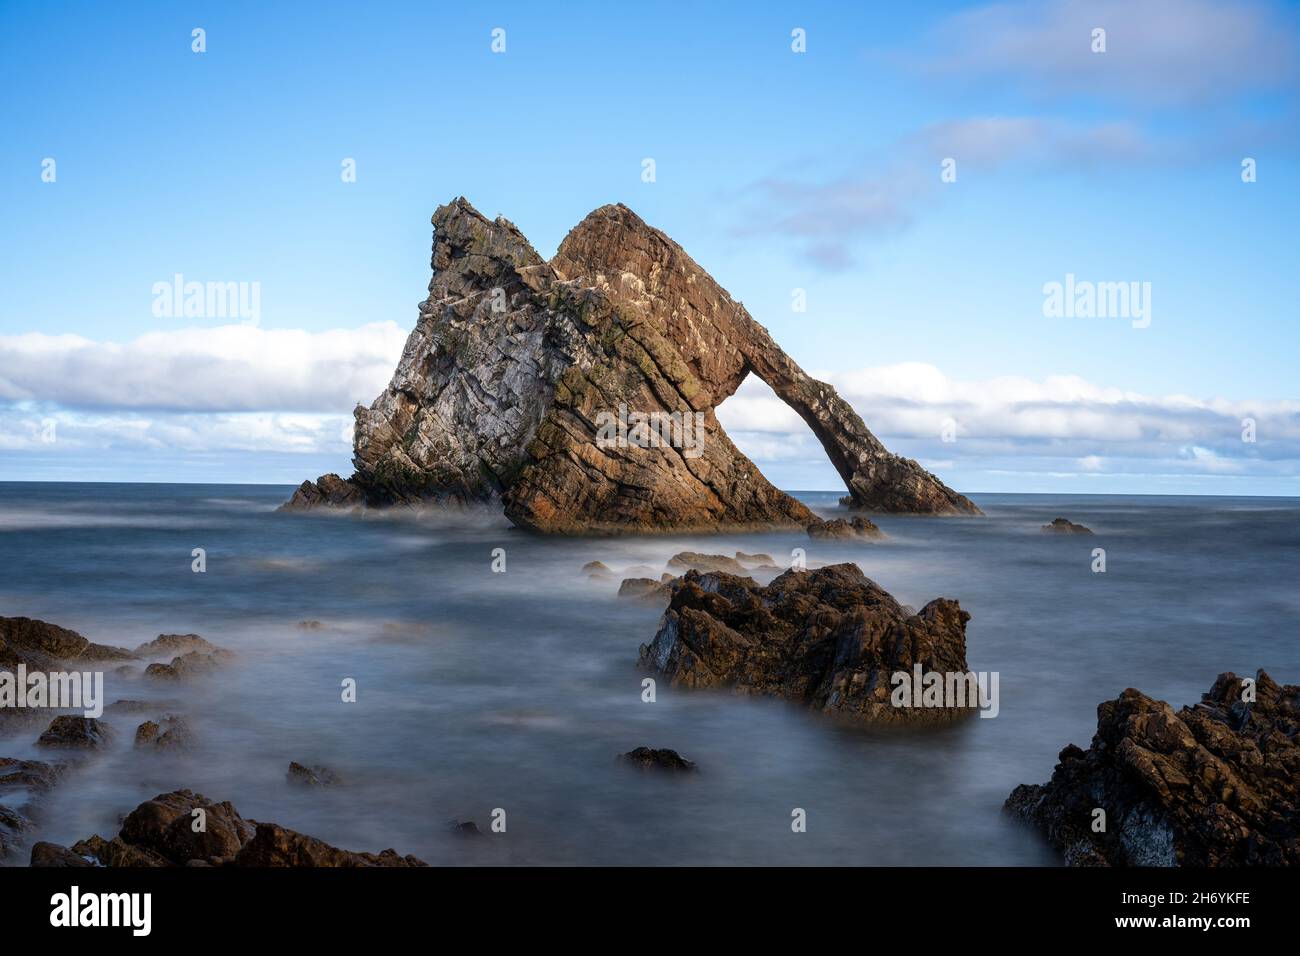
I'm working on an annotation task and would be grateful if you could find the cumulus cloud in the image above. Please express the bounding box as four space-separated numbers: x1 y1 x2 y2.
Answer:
0 322 408 412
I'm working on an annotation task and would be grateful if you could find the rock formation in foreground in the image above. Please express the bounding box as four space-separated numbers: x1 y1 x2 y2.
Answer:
283 198 979 531
33 789 426 867
1005 670 1300 866
638 563 976 724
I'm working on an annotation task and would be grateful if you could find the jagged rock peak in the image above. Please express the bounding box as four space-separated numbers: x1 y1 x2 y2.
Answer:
283 198 981 532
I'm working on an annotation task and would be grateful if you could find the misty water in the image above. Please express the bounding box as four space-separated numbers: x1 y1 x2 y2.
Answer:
2 482 1298 866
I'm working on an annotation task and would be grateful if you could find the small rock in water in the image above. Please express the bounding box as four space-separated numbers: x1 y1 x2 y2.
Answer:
582 560 614 579
134 633 219 658
447 820 484 838
36 716 114 750
807 516 883 539
1040 517 1093 534
145 647 234 680
297 619 324 631
734 551 776 568
286 761 342 787
622 747 697 771
134 714 194 750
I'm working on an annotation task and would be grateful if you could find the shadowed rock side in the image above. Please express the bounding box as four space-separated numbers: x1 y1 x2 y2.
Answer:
284 198 979 531
1005 671 1300 866
638 563 975 724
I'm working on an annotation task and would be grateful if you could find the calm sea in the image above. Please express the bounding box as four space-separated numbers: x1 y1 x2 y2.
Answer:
1 482 1297 865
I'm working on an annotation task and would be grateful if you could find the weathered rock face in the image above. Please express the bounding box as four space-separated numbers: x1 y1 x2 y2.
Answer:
1005 670 1300 866
638 563 975 724
284 198 979 531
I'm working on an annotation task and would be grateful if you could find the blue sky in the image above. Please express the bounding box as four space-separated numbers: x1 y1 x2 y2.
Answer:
1 0 1298 494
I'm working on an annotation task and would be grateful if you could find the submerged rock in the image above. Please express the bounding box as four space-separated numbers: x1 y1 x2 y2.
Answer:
286 761 341 787
145 647 234 680
582 560 615 580
39 789 426 867
1005 670 1300 866
734 551 775 568
639 564 975 725
133 633 220 658
621 747 697 771
282 198 978 530
808 516 883 539
447 820 484 838
1041 517 1093 535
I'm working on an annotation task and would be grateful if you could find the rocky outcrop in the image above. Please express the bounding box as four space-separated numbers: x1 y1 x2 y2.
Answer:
1041 517 1093 535
621 747 697 771
37 789 426 867
0 616 135 669
1005 670 1300 866
638 563 975 724
283 198 979 530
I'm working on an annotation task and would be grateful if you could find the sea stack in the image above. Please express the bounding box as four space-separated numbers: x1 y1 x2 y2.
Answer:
283 198 980 532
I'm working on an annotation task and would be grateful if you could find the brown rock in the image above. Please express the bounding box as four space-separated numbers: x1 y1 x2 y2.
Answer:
1005 670 1300 866
808 516 884 539
639 563 975 724
617 577 674 603
282 199 979 530
665 551 749 575
36 716 114 749
145 648 234 680
30 841 95 867
134 714 194 750
233 822 427 867
0 616 135 669
133 633 219 657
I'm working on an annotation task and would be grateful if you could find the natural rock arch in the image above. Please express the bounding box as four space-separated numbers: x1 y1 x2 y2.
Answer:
285 199 980 531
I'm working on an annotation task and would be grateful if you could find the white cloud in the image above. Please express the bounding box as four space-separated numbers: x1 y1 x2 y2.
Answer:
0 322 407 412
717 364 1300 478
